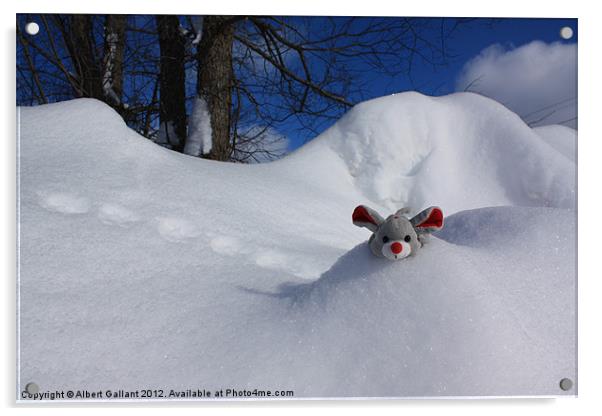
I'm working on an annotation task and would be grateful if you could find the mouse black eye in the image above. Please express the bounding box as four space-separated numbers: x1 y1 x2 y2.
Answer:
404 235 411 242
382 236 390 243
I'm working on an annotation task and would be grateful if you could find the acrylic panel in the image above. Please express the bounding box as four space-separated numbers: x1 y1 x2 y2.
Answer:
16 14 577 401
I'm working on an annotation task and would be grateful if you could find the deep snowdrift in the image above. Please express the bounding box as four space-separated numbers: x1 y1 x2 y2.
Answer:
533 124 577 162
18 93 576 398
290 91 575 213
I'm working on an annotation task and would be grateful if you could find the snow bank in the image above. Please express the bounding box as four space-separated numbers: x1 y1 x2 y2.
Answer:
289 92 575 214
258 206 576 397
533 124 577 162
17 93 576 399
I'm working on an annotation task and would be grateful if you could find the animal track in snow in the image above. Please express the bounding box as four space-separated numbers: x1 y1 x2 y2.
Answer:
209 234 322 279
209 235 251 255
37 191 91 214
156 217 201 242
253 249 290 270
253 249 322 279
98 203 140 227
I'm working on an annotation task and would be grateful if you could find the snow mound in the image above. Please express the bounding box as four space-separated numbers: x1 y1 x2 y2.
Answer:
263 206 575 397
17 94 575 399
533 124 577 162
289 92 575 214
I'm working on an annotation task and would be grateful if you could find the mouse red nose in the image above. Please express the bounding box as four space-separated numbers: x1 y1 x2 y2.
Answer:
391 242 403 254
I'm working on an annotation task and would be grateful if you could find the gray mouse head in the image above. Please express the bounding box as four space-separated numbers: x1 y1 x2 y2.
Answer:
352 205 444 260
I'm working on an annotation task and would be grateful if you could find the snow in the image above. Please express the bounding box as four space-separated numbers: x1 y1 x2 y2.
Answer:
291 92 575 214
533 124 577 162
179 18 203 45
190 16 204 45
184 96 212 156
98 203 141 227
36 191 91 215
17 92 576 399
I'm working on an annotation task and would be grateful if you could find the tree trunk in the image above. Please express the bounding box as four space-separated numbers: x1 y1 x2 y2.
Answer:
103 14 127 106
70 15 103 100
156 15 187 151
196 16 236 161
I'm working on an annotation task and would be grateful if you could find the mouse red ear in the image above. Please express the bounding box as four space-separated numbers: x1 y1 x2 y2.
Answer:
352 205 384 232
410 206 444 233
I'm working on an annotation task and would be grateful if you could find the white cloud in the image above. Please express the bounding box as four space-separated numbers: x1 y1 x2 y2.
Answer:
456 41 577 128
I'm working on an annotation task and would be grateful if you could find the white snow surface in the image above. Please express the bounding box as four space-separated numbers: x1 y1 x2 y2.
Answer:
18 92 576 398
533 124 577 163
184 97 212 156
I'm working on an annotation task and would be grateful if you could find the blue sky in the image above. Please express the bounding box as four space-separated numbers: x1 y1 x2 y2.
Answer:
16 15 578 154
393 17 577 95
284 17 578 150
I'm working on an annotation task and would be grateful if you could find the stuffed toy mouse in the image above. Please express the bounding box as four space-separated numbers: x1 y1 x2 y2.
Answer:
352 205 444 260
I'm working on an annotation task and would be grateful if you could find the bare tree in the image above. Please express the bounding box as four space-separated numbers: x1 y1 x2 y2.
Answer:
103 14 127 106
195 16 240 160
183 16 475 161
17 14 478 162
17 14 159 131
16 25 47 105
156 15 187 151
67 15 104 100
